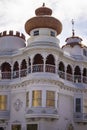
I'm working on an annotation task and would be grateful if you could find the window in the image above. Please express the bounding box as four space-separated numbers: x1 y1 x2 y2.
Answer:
26 92 29 107
75 98 81 112
32 90 42 107
27 124 37 130
34 30 39 36
83 49 87 56
46 91 55 107
50 31 55 37
12 125 21 130
0 95 7 110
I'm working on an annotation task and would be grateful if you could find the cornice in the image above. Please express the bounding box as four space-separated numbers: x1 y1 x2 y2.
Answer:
0 78 87 94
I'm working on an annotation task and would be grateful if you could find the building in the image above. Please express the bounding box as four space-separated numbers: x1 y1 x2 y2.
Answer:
0 3 87 130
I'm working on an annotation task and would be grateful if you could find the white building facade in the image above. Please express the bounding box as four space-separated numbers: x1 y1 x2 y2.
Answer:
0 4 87 130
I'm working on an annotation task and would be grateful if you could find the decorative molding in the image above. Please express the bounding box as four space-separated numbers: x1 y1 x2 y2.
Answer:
27 109 33 114
0 78 87 94
14 99 23 111
12 120 21 123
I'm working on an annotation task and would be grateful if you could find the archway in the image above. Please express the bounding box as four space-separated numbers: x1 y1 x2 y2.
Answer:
66 64 73 81
46 54 55 73
1 62 11 79
20 59 27 77
83 68 87 83
58 61 65 79
13 61 19 78
74 66 81 82
33 54 43 72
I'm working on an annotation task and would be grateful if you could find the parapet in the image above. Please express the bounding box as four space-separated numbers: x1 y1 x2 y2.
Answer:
0 30 25 40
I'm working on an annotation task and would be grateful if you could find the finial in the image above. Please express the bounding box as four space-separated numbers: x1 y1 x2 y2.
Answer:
72 19 75 37
43 3 45 7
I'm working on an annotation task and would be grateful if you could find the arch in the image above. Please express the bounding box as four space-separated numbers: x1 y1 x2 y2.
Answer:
13 61 19 78
83 68 87 76
58 61 65 79
1 62 11 79
83 68 87 83
33 54 44 72
59 61 65 71
74 66 81 83
33 54 43 65
20 59 27 77
46 54 55 73
46 54 55 65
66 64 73 81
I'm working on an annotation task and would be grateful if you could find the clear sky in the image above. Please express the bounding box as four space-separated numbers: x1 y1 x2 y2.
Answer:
0 0 87 46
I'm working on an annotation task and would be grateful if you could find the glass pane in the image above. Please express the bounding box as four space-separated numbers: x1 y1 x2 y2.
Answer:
34 30 39 36
32 91 41 98
46 91 55 107
32 90 42 107
26 92 29 107
27 124 37 130
0 95 7 110
12 125 21 130
76 98 81 112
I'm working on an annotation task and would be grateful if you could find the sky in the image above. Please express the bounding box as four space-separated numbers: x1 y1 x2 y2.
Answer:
0 0 87 47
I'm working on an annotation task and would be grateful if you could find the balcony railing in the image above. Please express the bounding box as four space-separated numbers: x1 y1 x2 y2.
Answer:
0 64 87 84
0 110 10 119
25 107 59 120
32 64 44 72
74 112 87 122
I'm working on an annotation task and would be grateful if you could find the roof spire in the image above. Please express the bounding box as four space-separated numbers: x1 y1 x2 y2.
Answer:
72 19 75 37
43 3 45 7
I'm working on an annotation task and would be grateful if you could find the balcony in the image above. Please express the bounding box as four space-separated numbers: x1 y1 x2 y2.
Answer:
25 107 59 120
0 64 87 85
74 112 87 123
0 110 10 120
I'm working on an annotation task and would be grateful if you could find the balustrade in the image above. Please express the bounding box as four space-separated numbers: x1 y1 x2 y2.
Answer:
74 112 87 122
0 64 87 85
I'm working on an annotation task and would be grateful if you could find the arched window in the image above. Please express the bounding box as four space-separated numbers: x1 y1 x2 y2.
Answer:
83 68 87 83
46 54 55 73
66 65 73 81
20 59 27 77
74 66 81 83
46 54 55 65
13 61 19 78
1 62 11 79
58 61 65 79
33 54 43 72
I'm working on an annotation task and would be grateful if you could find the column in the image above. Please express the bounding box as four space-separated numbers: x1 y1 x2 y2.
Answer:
55 56 58 74
31 57 33 73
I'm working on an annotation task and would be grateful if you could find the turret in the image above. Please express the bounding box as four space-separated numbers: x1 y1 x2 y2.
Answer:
0 30 26 51
25 4 62 47
62 20 86 57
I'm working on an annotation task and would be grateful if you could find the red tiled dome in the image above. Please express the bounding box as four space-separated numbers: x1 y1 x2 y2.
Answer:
25 4 62 35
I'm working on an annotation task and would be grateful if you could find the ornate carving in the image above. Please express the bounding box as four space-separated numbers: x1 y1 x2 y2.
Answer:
27 109 33 114
41 109 46 113
14 99 23 111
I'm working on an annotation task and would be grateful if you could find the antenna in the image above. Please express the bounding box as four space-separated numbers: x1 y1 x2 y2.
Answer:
72 19 75 37
43 3 45 7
